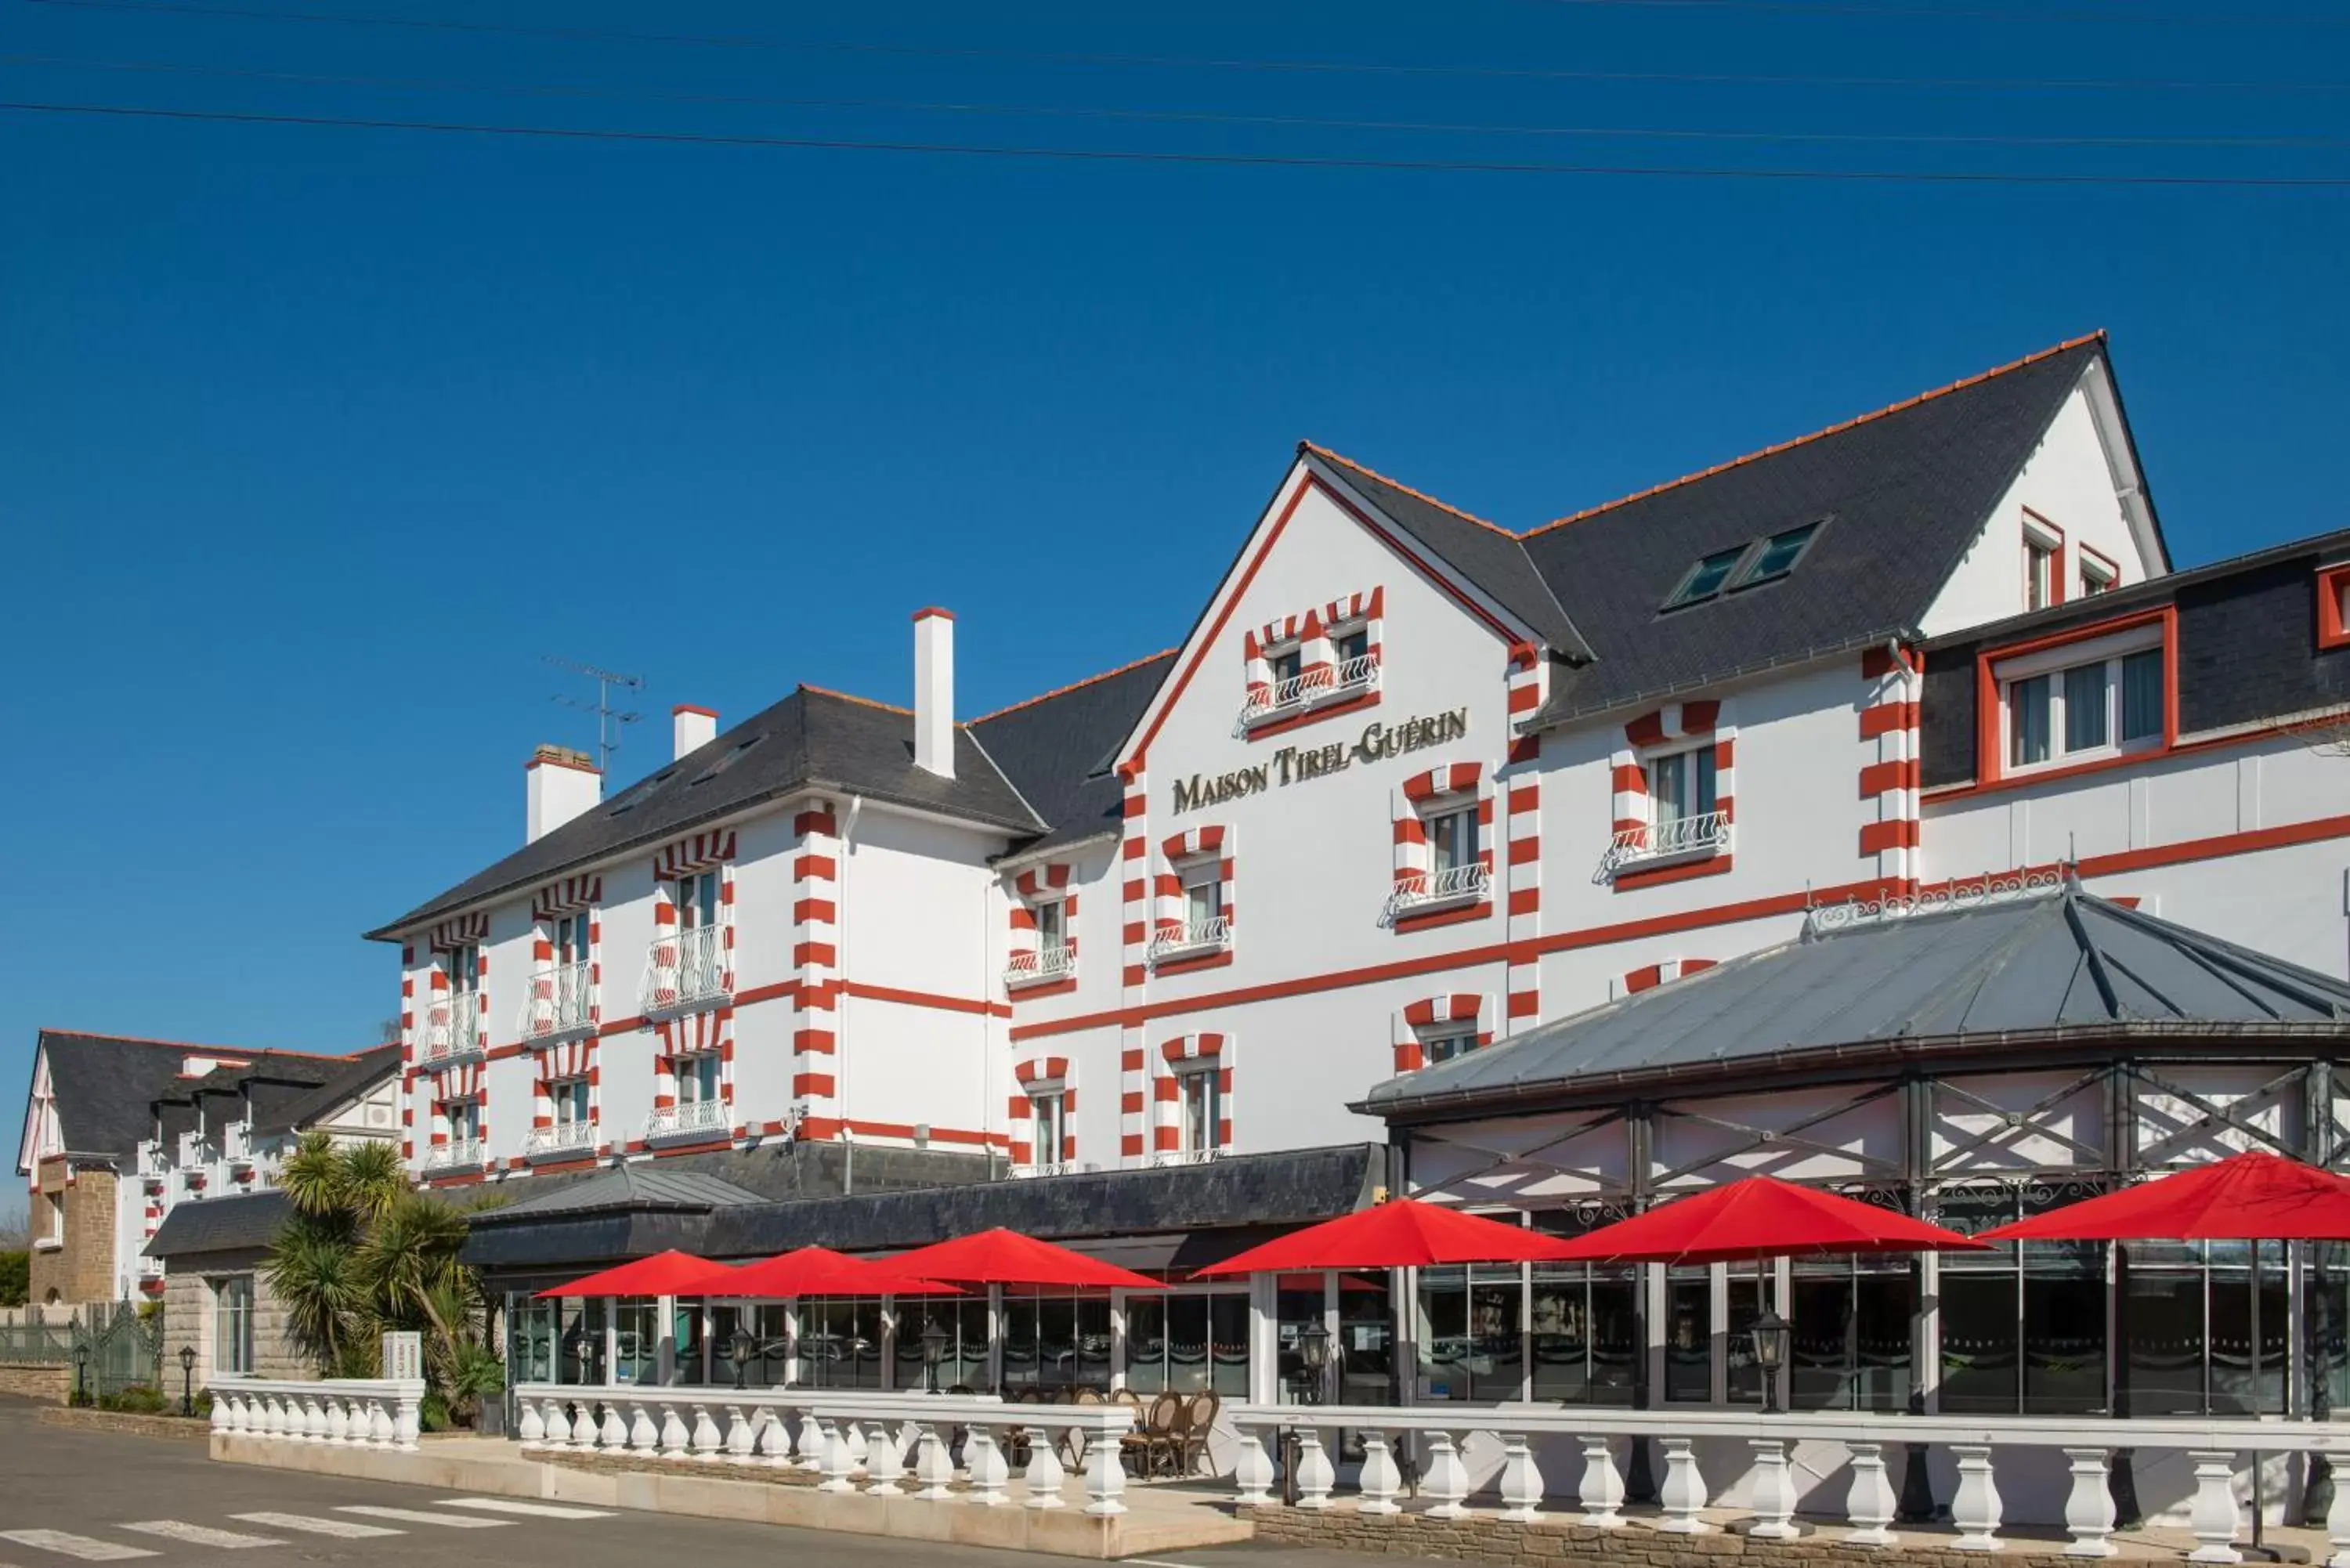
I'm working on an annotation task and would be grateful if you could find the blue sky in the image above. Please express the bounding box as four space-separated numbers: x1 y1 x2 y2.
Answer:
4 0 2346 1197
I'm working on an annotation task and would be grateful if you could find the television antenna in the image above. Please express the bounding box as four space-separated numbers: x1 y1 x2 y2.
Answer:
544 655 645 783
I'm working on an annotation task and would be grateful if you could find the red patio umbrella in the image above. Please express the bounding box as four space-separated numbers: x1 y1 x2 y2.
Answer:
1974 1151 2350 1553
1189 1198 1580 1276
888 1228 1166 1290
1975 1151 2350 1242
537 1248 728 1298
699 1245 964 1299
1542 1176 1988 1264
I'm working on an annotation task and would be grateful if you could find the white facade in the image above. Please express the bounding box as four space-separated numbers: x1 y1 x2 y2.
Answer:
380 341 2350 1194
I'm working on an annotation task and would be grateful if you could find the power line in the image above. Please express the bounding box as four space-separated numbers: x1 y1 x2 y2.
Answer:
1544 0 2350 27
16 0 2350 96
12 53 2347 150
6 99 2348 187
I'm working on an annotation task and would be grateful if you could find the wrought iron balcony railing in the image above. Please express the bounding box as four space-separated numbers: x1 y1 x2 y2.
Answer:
418 991 486 1064
1003 943 1078 989
421 1137 484 1172
1232 652 1381 735
523 1123 598 1159
1596 810 1733 879
519 960 596 1041
645 1097 730 1143
638 925 728 1016
1380 862 1491 925
1148 915 1232 964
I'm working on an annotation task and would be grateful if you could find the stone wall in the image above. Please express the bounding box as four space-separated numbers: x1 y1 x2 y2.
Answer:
1240 1506 2081 1568
0 1363 69 1403
38 1406 212 1442
163 1248 313 1386
27 1158 119 1306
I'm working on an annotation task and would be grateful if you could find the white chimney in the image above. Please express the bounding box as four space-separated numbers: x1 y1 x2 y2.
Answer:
913 607 955 779
526 744 601 842
673 703 718 760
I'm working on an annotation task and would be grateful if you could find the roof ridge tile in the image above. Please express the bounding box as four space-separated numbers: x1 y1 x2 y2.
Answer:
1521 331 2106 539
970 648 1180 726
1299 441 1517 540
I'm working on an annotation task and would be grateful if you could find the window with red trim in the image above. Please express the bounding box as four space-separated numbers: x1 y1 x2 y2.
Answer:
1999 626 2164 773
2319 563 2350 651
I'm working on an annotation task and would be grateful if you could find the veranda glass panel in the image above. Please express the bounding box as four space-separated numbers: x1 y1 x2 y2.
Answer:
1664 1274 1711 1403
1726 1276 1765 1404
509 1296 557 1384
1337 1273 1395 1404
1531 1266 1638 1406
1125 1295 1168 1395
1076 1297 1112 1389
1001 1296 1040 1391
1168 1295 1212 1393
1209 1292 1251 1398
671 1298 706 1385
1470 1270 1524 1400
1276 1280 1325 1404
2208 1250 2288 1415
613 1301 656 1386
1418 1268 1470 1400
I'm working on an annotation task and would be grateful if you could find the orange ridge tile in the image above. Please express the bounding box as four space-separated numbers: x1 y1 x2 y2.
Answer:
969 648 1181 725
1520 331 2108 539
1299 440 1519 540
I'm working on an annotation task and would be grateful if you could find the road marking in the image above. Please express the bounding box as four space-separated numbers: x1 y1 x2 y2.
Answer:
227 1515 402 1539
119 1523 285 1549
332 1508 508 1529
0 1533 159 1562
430 1499 615 1520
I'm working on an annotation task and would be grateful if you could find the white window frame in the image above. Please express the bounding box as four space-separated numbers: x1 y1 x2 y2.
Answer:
1603 740 1730 874
1180 857 1224 928
1177 1064 1223 1157
2023 518 2062 612
1332 622 1372 667
552 1078 591 1129
1029 1087 1068 1171
214 1275 255 1376
38 1190 64 1251
446 1097 483 1143
1420 1028 1480 1067
1266 644 1303 688
677 1051 722 1105
1032 897 1066 952
2079 551 2117 597
1997 623 2167 776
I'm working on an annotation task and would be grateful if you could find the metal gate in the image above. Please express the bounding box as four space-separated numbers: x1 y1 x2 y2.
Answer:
70 1302 163 1402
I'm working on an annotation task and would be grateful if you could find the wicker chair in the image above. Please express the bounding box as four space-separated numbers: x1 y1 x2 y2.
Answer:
1119 1391 1181 1479
1175 1390 1220 1477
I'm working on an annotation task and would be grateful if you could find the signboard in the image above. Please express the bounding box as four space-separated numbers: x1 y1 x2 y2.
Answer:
381 1330 423 1382
1170 708 1471 815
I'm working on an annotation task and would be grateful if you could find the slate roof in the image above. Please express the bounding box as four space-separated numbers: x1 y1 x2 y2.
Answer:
1304 446 1595 663
699 1141 1381 1258
145 1188 291 1260
254 1042 403 1136
481 1165 768 1221
1517 335 2132 724
29 1033 354 1166
970 650 1180 858
372 686 1047 938
1363 882 2350 1121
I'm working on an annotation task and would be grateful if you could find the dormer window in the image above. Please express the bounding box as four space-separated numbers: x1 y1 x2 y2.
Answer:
1979 612 2173 785
1731 521 1820 589
1662 520 1825 611
1666 547 1748 609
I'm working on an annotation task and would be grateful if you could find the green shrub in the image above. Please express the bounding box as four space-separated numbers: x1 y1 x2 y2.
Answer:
418 1390 452 1433
0 1250 27 1309
98 1385 169 1414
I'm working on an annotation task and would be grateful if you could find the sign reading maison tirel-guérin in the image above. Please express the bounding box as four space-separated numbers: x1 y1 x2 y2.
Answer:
1170 708 1470 815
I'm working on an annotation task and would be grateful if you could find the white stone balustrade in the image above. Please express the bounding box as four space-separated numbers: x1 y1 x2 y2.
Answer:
209 1377 425 1452
1225 1403 2350 1559
509 1384 1136 1517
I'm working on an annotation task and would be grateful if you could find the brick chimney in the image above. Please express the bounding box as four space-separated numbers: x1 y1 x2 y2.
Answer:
526 745 600 842
673 704 718 760
914 608 954 779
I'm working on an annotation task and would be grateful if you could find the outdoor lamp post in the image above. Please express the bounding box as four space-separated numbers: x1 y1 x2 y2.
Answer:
729 1329 752 1391
70 1342 89 1407
178 1345 197 1418
1751 1307 1790 1414
920 1319 949 1395
1298 1321 1330 1407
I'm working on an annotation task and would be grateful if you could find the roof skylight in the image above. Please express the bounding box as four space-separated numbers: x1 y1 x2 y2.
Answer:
1661 518 1828 611
1664 546 1750 610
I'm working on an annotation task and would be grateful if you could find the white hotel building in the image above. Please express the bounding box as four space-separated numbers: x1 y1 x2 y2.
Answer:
371 330 2348 1192
366 330 2350 1526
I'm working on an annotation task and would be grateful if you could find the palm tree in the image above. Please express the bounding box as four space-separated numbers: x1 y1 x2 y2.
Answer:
264 1139 493 1423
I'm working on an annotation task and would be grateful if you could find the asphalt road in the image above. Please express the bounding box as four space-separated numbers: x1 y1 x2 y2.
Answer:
0 1398 1362 1568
